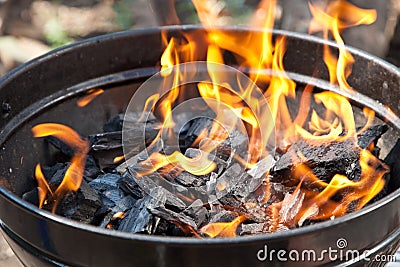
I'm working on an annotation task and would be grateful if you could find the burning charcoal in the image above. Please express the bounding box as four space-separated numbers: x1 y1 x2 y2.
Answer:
83 155 101 181
90 127 158 153
174 171 206 187
357 124 388 149
118 195 159 234
185 148 227 175
48 164 70 191
215 129 248 162
183 199 208 227
208 209 239 223
385 139 400 193
215 163 251 201
89 131 123 151
153 218 187 236
103 114 124 132
279 188 305 226
271 138 361 185
240 223 266 236
102 189 125 204
114 195 136 211
22 188 40 206
103 112 159 133
98 195 137 228
41 163 67 181
118 173 143 199
149 206 198 234
116 138 164 174
246 155 276 199
60 180 102 224
89 173 122 192
268 183 295 204
149 186 187 212
45 136 75 157
178 117 213 152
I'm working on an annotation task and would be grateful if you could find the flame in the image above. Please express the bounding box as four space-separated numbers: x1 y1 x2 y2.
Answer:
113 155 125 163
200 215 246 238
32 123 89 212
34 163 53 208
309 1 376 91
132 0 385 235
30 0 388 236
76 88 104 107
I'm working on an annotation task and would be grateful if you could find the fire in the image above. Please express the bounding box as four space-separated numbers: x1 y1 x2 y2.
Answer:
200 215 246 238
309 0 376 91
30 0 388 237
32 123 89 212
133 0 385 236
76 88 104 107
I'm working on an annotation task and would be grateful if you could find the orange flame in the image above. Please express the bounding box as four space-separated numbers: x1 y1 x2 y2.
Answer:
34 163 53 208
200 215 246 238
309 1 377 91
29 0 387 237
76 88 104 107
32 123 89 212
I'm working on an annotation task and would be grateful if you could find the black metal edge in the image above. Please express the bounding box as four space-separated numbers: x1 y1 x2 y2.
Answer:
0 26 399 245
0 222 69 267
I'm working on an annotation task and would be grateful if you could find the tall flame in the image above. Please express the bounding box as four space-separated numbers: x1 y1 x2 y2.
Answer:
32 123 89 212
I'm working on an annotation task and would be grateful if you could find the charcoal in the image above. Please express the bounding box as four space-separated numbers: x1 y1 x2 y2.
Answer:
83 155 101 181
102 189 125 204
240 223 266 235
120 167 187 211
209 209 239 223
98 195 137 228
185 148 227 175
48 164 70 191
215 129 249 162
247 155 276 180
45 136 76 157
60 180 102 224
118 195 160 234
118 173 143 199
149 186 187 212
89 131 123 151
242 203 269 223
22 188 40 206
42 163 67 181
178 117 213 151
267 182 295 204
385 138 400 193
175 171 206 187
103 111 160 133
113 195 136 211
271 138 361 185
215 163 251 200
357 124 388 149
89 173 122 192
103 114 124 132
149 206 198 231
183 199 208 227
116 138 164 174
90 127 158 152
153 218 187 236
